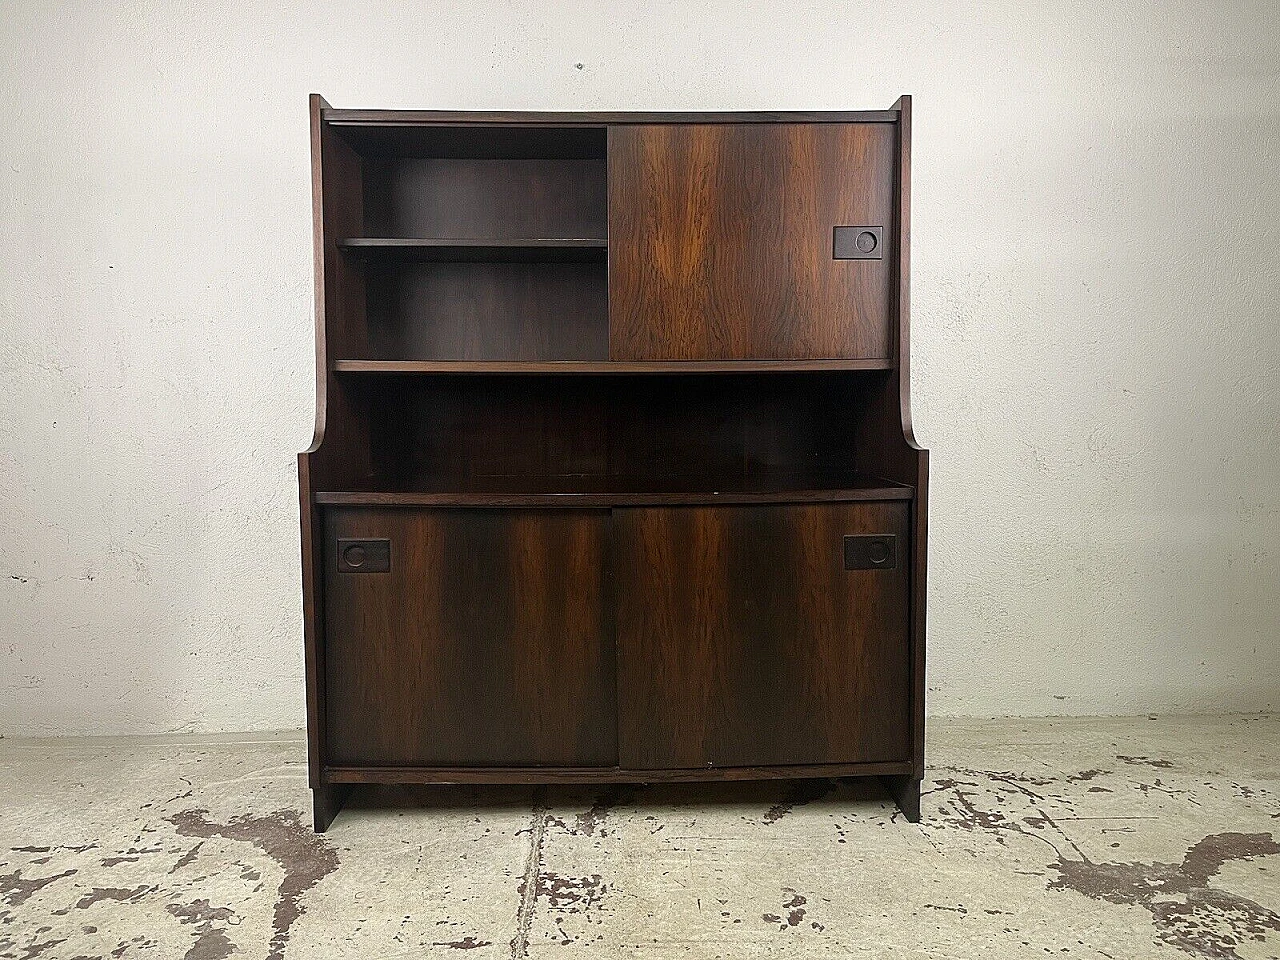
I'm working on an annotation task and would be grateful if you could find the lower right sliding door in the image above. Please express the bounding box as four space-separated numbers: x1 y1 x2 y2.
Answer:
614 502 912 769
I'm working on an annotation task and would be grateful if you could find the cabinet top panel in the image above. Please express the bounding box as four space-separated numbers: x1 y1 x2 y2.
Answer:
322 108 902 126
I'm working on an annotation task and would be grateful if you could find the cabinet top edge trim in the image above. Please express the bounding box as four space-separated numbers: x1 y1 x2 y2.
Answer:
322 109 901 126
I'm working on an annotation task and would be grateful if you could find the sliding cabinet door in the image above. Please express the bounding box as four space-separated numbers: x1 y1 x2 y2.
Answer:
609 123 895 360
324 507 615 767
614 503 911 768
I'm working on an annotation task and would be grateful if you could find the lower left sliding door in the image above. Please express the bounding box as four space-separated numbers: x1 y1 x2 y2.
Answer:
322 507 616 768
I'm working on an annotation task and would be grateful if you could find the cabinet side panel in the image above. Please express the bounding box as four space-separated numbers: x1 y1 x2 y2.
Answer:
324 507 617 767
608 123 895 360
614 503 911 768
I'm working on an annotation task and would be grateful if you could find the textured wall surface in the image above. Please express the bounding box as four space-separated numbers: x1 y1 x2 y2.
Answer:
1 1 1278 736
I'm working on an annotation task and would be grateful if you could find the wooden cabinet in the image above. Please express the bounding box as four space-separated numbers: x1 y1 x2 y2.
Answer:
299 98 928 830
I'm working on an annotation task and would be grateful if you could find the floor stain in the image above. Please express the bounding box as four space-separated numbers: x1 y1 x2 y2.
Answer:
168 842 203 875
762 888 810 930
531 872 606 914
1117 755 1176 769
166 899 237 960
2 719 1277 957
9 935 66 959
0 869 77 908
762 779 837 824
168 809 338 960
1049 832 1280 960
74 885 155 909
555 786 640 838
431 935 493 949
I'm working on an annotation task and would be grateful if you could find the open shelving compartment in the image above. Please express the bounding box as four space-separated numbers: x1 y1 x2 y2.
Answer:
315 370 913 506
332 122 609 363
319 118 908 505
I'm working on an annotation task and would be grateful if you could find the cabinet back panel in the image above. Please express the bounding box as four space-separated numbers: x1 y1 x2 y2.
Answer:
364 261 608 361
337 124 607 161
357 373 866 491
363 158 607 239
609 123 895 360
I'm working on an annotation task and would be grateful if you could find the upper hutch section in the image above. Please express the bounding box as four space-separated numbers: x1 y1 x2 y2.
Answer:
314 102 905 369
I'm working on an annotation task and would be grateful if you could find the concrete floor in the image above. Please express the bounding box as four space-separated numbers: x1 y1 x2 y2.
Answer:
1 716 1277 960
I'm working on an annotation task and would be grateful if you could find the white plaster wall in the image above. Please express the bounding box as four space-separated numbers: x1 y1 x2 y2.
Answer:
1 0 1278 736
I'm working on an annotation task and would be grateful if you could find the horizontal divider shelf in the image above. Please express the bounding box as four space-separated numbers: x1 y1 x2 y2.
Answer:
314 483 913 508
338 237 607 262
332 358 894 374
323 760 915 785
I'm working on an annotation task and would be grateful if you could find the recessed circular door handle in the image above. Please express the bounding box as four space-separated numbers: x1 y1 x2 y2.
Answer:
833 225 884 260
844 535 897 570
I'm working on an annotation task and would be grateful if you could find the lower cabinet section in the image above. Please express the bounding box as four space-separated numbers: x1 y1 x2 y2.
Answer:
614 503 911 768
322 502 911 771
323 507 616 766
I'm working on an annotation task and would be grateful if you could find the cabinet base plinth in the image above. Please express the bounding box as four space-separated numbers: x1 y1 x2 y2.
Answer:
312 783 352 833
880 774 922 822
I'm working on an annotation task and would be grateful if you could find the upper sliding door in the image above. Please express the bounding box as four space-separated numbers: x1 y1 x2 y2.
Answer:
608 123 895 361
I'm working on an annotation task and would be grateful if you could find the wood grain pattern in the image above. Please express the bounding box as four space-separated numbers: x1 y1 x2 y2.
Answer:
323 507 616 767
614 503 912 769
609 123 896 360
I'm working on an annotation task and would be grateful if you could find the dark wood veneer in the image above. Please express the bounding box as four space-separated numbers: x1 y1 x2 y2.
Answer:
312 484 913 509
324 507 615 767
331 358 891 373
614 503 911 768
326 109 900 126
609 123 895 360
300 98 926 830
324 761 913 785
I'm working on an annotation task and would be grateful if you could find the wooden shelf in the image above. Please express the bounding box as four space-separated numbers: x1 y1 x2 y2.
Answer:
314 474 913 507
332 358 893 374
339 237 607 262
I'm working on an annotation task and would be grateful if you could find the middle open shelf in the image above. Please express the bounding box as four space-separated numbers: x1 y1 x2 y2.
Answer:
314 369 905 508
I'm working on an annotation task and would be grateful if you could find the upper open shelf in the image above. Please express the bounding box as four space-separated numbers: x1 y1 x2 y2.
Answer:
335 123 607 160
339 238 607 263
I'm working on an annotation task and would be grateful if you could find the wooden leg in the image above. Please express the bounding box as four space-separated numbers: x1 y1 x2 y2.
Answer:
881 775 922 822
313 783 352 833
